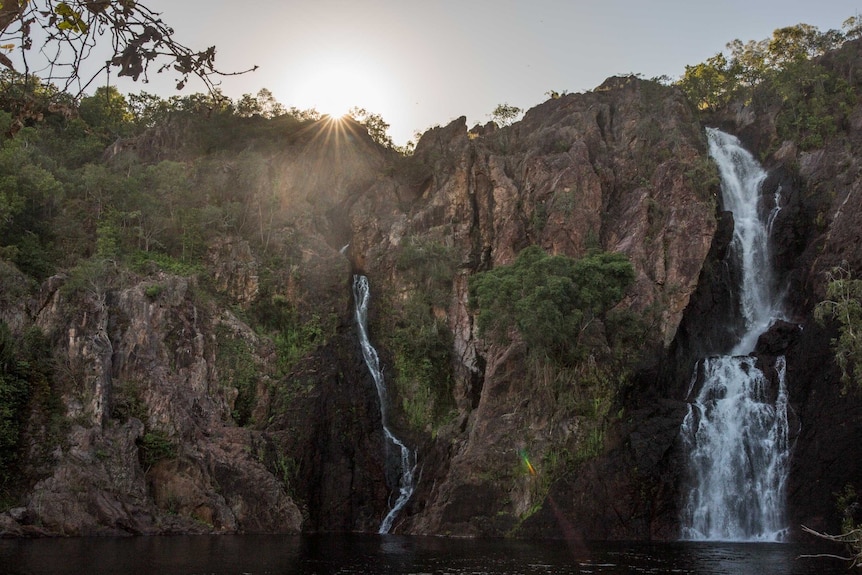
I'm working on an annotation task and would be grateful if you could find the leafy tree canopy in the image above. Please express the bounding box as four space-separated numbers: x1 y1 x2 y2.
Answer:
0 322 53 495
468 246 635 363
676 19 860 111
78 85 134 137
347 106 395 149
235 88 289 120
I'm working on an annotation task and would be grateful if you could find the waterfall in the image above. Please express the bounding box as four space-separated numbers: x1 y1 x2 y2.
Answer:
680 128 791 542
706 128 782 354
681 356 790 540
352 274 416 534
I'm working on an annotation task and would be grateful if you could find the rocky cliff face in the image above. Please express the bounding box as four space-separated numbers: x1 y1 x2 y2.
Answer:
0 118 387 536
1 267 304 535
2 55 861 539
346 77 717 537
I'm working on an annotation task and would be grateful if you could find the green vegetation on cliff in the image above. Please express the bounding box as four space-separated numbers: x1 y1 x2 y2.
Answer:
468 246 644 523
677 19 861 150
816 266 862 392
469 246 635 364
381 236 460 433
0 322 30 494
0 72 365 495
0 323 56 505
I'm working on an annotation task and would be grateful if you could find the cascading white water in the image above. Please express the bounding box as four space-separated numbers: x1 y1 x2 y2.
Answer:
681 356 790 540
680 128 791 542
705 128 780 354
353 274 416 534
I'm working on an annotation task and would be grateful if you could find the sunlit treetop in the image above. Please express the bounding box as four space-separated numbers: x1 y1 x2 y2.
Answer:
675 18 862 111
0 0 255 97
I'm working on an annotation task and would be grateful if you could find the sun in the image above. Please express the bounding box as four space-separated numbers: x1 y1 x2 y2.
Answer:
302 67 358 118
291 54 392 120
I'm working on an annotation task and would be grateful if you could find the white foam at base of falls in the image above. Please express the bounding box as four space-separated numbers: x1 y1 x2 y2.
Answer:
681 356 790 541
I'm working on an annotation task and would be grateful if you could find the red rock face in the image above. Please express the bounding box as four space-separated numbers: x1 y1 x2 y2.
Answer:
350 66 862 538
344 77 719 537
16 76 712 539
3 57 861 538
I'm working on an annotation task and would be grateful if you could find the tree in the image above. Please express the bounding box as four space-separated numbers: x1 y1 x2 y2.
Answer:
0 321 56 501
845 16 862 41
78 85 134 137
0 322 37 492
347 106 394 148
235 93 262 118
490 103 522 127
253 88 285 119
677 22 853 113
0 1 255 104
766 24 843 68
235 88 286 119
677 53 734 111
0 69 70 136
126 90 170 128
468 246 635 362
0 133 63 278
814 265 862 392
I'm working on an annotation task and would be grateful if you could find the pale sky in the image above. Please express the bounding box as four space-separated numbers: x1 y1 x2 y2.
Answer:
106 0 857 145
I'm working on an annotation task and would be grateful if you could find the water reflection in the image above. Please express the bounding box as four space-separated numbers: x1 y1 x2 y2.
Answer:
0 534 849 575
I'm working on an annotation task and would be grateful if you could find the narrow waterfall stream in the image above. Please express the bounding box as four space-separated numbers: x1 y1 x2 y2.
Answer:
352 275 416 534
680 128 791 541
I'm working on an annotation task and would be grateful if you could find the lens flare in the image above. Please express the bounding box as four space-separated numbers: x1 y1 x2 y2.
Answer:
519 449 537 476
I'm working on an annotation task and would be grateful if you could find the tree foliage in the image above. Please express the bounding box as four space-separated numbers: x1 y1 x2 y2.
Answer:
387 292 454 432
347 106 395 149
0 322 53 497
0 66 398 286
388 237 459 432
676 53 734 111
490 102 522 127
815 265 862 392
0 321 28 490
0 0 254 97
235 88 287 119
676 19 859 150
78 85 134 138
468 246 635 363
676 21 853 111
0 129 63 278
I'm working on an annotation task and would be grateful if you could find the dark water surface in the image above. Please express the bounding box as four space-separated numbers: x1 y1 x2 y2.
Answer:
0 534 851 574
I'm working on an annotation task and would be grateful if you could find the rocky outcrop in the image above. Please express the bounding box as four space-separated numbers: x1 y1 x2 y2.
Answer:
1 110 402 536
344 77 719 538
1 271 304 535
3 55 862 540
343 66 862 539
207 238 260 305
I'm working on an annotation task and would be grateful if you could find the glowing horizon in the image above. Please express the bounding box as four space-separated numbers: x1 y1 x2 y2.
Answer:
285 52 396 122
104 1 855 147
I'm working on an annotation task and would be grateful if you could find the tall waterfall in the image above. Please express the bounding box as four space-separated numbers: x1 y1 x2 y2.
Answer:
353 275 416 534
680 128 791 541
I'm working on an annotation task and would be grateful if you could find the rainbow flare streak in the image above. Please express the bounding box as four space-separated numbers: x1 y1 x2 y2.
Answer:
519 449 537 476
